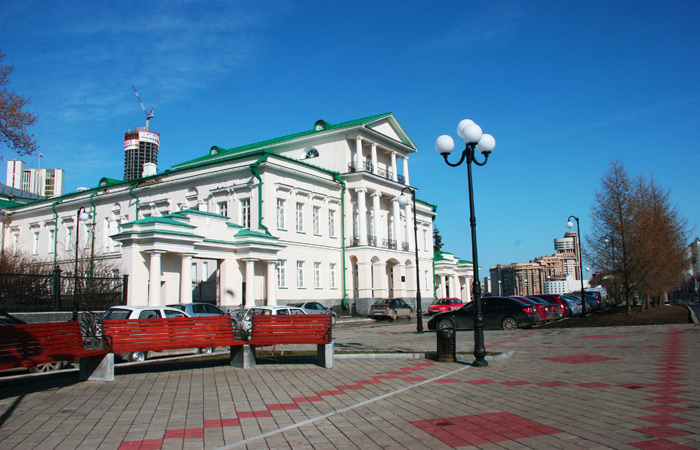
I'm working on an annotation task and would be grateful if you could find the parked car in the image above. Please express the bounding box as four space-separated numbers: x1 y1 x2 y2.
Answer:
240 305 307 332
370 298 413 321
288 301 338 325
428 298 464 316
512 296 546 323
101 306 209 362
560 295 583 316
530 295 567 319
427 296 539 331
567 292 603 313
167 302 229 317
0 310 27 326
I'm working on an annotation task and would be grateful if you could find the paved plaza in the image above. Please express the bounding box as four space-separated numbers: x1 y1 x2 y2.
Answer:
0 320 698 449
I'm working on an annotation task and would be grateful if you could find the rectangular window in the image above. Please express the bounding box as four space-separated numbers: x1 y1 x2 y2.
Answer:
329 209 336 238
191 263 198 283
32 231 39 255
276 199 286 229
296 261 305 288
330 263 337 289
66 226 74 251
48 229 55 254
313 206 320 235
277 260 287 288
423 229 428 251
314 262 321 288
241 198 250 228
296 202 304 233
218 201 228 217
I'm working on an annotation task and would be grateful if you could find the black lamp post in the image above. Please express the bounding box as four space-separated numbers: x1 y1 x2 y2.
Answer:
73 207 90 321
436 119 496 368
567 215 586 316
398 187 423 333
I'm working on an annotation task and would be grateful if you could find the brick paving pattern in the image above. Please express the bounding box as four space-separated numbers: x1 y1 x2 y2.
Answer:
0 321 698 449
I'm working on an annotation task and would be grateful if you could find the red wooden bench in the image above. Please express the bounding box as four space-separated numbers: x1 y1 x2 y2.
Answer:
100 315 246 378
0 321 109 381
234 314 333 368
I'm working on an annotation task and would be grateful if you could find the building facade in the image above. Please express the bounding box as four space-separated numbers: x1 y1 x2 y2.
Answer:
0 113 441 315
489 231 581 297
6 160 64 198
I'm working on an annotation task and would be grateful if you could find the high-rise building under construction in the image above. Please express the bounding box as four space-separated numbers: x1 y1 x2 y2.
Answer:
123 127 159 180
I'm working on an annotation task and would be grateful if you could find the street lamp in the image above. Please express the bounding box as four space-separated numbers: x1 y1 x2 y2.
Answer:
566 216 586 315
436 119 496 368
398 187 424 333
73 207 90 321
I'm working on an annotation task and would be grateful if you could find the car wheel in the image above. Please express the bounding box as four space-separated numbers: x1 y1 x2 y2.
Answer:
29 361 65 373
437 318 454 329
198 347 214 355
331 314 337 326
407 310 413 320
129 351 147 363
390 311 398 321
501 317 518 330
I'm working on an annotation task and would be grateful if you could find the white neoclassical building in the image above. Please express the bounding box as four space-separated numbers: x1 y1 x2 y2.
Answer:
1 113 473 315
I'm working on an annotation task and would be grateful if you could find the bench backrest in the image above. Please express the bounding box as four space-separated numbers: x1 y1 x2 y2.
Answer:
0 321 87 367
248 314 332 346
103 315 242 353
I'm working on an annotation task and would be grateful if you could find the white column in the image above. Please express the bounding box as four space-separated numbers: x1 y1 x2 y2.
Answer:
357 188 367 245
266 261 277 306
244 258 257 307
147 250 165 307
451 274 459 298
180 253 193 304
371 143 378 174
404 199 412 251
439 275 447 298
355 137 363 169
358 261 373 298
390 152 397 181
372 191 381 245
395 263 406 297
392 198 401 249
403 156 409 185
465 277 472 303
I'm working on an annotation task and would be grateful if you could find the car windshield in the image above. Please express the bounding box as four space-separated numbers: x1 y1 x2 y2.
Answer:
374 300 391 305
435 299 451 305
103 308 131 320
168 305 185 311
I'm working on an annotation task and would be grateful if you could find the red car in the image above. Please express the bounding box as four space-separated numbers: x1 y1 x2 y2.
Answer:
536 294 573 317
428 298 464 315
512 296 545 323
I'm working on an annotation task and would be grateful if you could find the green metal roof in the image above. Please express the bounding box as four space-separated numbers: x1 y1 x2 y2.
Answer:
173 113 412 169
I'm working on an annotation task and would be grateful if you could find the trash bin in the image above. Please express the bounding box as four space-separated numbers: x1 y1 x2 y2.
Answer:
436 327 456 362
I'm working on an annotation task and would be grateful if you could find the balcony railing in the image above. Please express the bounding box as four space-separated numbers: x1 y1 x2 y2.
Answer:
348 236 407 251
348 162 405 184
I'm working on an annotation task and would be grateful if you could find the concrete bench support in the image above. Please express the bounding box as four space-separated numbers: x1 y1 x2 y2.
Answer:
231 345 255 369
79 353 114 382
317 341 334 369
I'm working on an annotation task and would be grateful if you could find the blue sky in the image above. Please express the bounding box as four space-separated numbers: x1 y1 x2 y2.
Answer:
1 0 699 277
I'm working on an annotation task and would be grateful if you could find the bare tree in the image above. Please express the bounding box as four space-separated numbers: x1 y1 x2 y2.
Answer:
0 50 38 158
587 161 688 315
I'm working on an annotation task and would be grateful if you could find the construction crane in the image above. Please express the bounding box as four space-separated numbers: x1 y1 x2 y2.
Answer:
132 85 154 129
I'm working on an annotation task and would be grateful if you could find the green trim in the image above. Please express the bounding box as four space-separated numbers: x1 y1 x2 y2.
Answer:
111 229 201 238
51 198 63 270
249 153 271 235
235 228 278 239
175 113 400 168
98 177 123 187
129 183 139 220
333 173 348 310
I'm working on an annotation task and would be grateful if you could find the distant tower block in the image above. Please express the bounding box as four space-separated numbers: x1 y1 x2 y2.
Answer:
124 128 159 181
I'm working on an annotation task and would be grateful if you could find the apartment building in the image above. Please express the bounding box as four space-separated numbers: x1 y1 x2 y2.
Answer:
0 113 442 315
6 160 64 198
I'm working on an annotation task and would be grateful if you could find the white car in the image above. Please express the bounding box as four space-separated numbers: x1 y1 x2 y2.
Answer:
101 306 213 362
241 306 306 332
